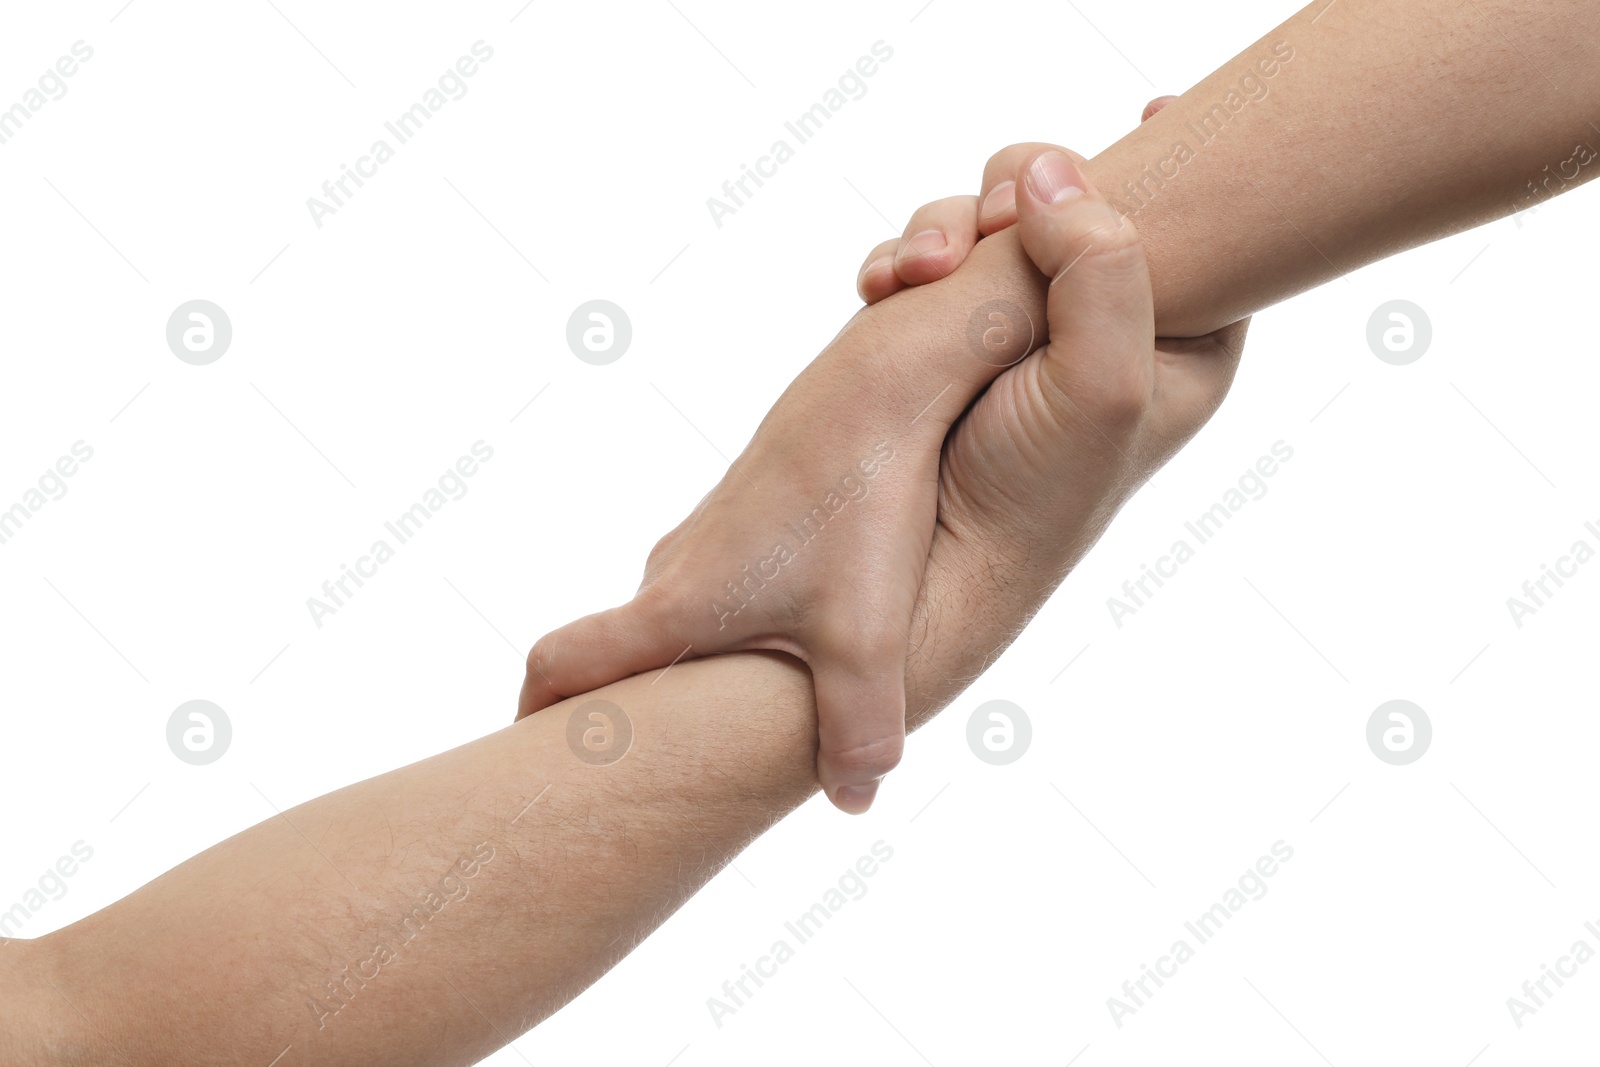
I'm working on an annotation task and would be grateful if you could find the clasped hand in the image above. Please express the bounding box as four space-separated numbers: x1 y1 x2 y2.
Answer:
519 99 1248 814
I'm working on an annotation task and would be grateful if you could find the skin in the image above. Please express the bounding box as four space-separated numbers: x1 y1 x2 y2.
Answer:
860 96 1182 302
0 160 1239 1066
5 0 1598 1060
864 0 1600 334
517 301 961 815
524 0 1600 815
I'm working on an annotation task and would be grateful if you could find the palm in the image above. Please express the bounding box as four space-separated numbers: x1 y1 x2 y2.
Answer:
934 321 1246 589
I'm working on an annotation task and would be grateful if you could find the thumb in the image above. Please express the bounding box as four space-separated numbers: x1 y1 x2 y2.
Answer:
1013 150 1156 430
516 597 686 721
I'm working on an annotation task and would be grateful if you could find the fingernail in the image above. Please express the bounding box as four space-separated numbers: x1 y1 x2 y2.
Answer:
1025 151 1086 205
899 229 947 262
1142 95 1176 122
834 781 880 814
860 254 894 284
980 180 1016 219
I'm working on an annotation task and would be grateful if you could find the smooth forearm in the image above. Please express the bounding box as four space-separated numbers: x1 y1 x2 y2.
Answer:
875 0 1599 343
1104 0 1599 332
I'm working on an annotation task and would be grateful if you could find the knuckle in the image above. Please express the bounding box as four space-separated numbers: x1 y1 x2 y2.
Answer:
992 141 1036 165
828 734 905 779
633 581 673 619
643 529 681 572
985 143 1031 180
641 584 713 640
524 637 557 685
924 193 975 222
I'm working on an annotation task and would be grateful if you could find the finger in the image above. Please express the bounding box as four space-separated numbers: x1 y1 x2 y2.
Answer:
1151 316 1250 446
979 142 1087 232
1014 149 1156 431
893 195 981 286
978 180 1017 235
811 642 907 814
1141 95 1178 122
1209 316 1251 364
515 599 686 721
858 238 905 304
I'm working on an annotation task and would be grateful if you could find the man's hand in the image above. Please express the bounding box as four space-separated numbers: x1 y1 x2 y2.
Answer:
14 104 1251 1067
514 166 1096 815
908 142 1248 718
516 324 949 814
855 97 1177 307
516 100 1202 817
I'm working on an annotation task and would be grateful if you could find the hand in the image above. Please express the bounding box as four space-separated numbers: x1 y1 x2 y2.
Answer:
520 380 932 818
519 221 1035 814
518 96 1221 818
904 138 1249 718
855 96 1178 306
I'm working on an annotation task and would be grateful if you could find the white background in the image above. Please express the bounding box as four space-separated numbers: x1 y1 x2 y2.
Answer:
2 0 1597 1063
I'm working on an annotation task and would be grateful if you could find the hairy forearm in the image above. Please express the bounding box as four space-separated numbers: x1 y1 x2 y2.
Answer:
13 4 1593 1061
8 526 1003 1065
16 654 823 1065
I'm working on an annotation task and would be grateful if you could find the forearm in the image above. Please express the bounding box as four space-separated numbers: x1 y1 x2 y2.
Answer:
881 0 1600 342
11 516 1011 1066
1108 0 1599 332
18 654 824 1065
